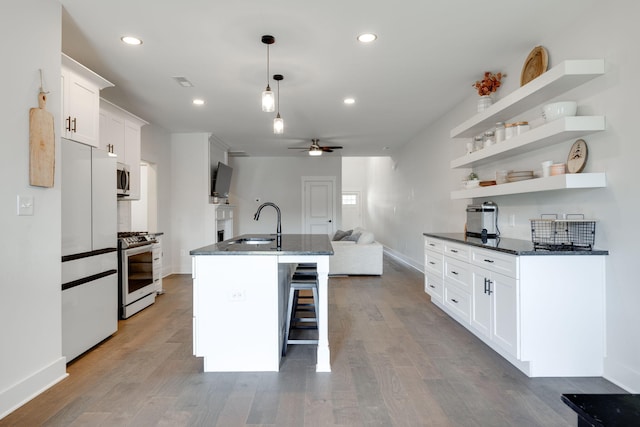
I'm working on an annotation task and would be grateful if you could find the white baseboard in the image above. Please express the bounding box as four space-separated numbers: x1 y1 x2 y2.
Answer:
604 357 640 393
382 247 423 273
0 357 68 419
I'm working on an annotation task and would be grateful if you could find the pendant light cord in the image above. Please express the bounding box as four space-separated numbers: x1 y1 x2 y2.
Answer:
266 44 271 90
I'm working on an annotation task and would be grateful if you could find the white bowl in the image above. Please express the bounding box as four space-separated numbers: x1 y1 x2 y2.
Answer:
542 101 577 121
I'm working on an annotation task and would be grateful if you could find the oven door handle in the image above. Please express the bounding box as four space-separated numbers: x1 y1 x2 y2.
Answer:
123 244 154 256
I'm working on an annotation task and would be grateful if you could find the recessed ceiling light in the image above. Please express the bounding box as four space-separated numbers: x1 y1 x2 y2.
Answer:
357 33 377 43
121 36 142 46
343 97 356 105
193 99 205 106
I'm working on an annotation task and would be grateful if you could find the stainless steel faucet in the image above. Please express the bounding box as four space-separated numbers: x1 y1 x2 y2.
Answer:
253 202 282 248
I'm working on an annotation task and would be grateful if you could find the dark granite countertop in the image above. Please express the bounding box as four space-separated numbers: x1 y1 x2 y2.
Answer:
423 232 609 256
190 234 334 256
562 394 640 426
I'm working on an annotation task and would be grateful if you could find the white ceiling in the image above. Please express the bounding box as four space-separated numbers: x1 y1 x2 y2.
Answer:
60 0 596 157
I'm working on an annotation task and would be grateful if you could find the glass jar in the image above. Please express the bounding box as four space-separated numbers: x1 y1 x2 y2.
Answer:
505 123 516 140
495 122 505 143
515 121 530 135
483 131 495 148
473 136 484 151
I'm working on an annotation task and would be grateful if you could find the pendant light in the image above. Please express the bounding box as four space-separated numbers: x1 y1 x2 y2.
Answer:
273 74 284 134
261 35 275 112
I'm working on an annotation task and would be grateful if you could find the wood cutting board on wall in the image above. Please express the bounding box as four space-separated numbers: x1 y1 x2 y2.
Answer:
29 91 55 187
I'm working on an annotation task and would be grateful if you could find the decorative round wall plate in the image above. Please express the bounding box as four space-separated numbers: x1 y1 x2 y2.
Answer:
567 139 588 173
520 46 549 86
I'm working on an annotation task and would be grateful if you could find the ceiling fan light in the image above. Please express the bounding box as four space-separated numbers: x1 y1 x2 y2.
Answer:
273 114 283 134
309 149 322 156
262 87 275 112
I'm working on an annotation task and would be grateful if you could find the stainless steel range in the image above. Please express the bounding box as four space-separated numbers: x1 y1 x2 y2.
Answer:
118 232 157 319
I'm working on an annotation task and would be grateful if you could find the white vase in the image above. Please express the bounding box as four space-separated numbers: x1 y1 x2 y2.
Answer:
477 95 493 112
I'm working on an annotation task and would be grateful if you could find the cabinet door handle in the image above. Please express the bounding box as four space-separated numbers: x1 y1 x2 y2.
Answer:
429 284 435 289
487 280 493 295
71 117 77 132
451 271 459 275
66 116 71 131
484 277 488 294
451 298 459 304
483 259 495 263
450 249 458 253
429 261 436 265
429 243 436 247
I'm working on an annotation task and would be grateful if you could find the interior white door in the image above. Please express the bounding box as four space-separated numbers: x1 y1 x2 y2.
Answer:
302 177 336 235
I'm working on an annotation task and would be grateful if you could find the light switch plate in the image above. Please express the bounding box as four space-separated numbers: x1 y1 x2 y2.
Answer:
17 195 34 216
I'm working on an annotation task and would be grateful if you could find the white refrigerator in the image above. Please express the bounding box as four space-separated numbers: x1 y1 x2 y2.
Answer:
61 138 118 362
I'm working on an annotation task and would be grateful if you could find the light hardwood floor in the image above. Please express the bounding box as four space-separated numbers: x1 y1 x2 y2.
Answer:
1 256 623 426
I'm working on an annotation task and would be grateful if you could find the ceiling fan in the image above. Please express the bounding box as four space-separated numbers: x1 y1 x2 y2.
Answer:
288 138 343 156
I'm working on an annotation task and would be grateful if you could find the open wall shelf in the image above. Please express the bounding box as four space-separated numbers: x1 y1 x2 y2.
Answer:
450 59 605 139
451 116 606 169
450 173 606 200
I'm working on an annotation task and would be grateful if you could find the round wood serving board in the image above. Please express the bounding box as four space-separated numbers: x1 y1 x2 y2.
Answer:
521 46 549 86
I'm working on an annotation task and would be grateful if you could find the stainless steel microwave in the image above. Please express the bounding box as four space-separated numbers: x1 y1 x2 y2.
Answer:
117 163 130 197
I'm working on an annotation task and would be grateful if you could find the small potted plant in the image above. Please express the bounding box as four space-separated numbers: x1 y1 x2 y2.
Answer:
473 71 506 112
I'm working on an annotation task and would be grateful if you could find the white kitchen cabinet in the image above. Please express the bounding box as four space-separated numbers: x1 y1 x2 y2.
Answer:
470 266 519 358
423 234 606 377
99 107 124 156
61 54 113 147
449 59 606 199
424 238 444 302
152 236 163 294
124 120 142 199
99 99 148 200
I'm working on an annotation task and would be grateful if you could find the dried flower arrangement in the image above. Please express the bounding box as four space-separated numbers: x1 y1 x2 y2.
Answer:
473 72 506 96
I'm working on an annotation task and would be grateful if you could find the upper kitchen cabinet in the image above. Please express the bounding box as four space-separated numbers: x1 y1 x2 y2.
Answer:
99 99 148 200
61 54 113 147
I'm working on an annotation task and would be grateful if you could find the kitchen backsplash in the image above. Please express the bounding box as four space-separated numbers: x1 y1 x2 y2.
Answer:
118 200 132 232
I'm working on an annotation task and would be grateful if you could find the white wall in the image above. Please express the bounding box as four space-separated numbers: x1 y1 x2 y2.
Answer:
0 0 67 418
140 124 172 276
229 157 342 236
363 3 640 391
170 133 220 273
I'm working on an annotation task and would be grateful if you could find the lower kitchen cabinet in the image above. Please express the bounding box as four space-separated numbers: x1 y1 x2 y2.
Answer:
423 234 606 377
424 240 444 303
470 267 518 358
152 235 163 294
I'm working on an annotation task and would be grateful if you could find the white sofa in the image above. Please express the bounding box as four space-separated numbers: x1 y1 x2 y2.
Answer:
329 228 383 275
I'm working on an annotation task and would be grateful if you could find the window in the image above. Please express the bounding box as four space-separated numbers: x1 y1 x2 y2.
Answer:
342 193 357 205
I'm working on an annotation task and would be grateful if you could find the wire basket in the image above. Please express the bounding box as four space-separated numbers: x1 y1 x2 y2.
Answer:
530 214 596 251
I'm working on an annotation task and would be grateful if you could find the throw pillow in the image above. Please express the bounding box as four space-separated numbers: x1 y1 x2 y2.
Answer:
332 229 352 241
357 231 375 245
342 232 361 242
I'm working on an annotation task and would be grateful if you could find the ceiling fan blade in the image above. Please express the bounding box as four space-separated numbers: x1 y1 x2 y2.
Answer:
321 147 334 152
323 145 343 149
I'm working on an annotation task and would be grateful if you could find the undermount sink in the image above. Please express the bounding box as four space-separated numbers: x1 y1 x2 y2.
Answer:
228 237 276 245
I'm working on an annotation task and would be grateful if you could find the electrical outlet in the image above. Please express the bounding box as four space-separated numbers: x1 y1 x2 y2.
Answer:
229 289 246 302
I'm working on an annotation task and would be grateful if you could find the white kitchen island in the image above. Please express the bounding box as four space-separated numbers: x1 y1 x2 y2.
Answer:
190 234 333 372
